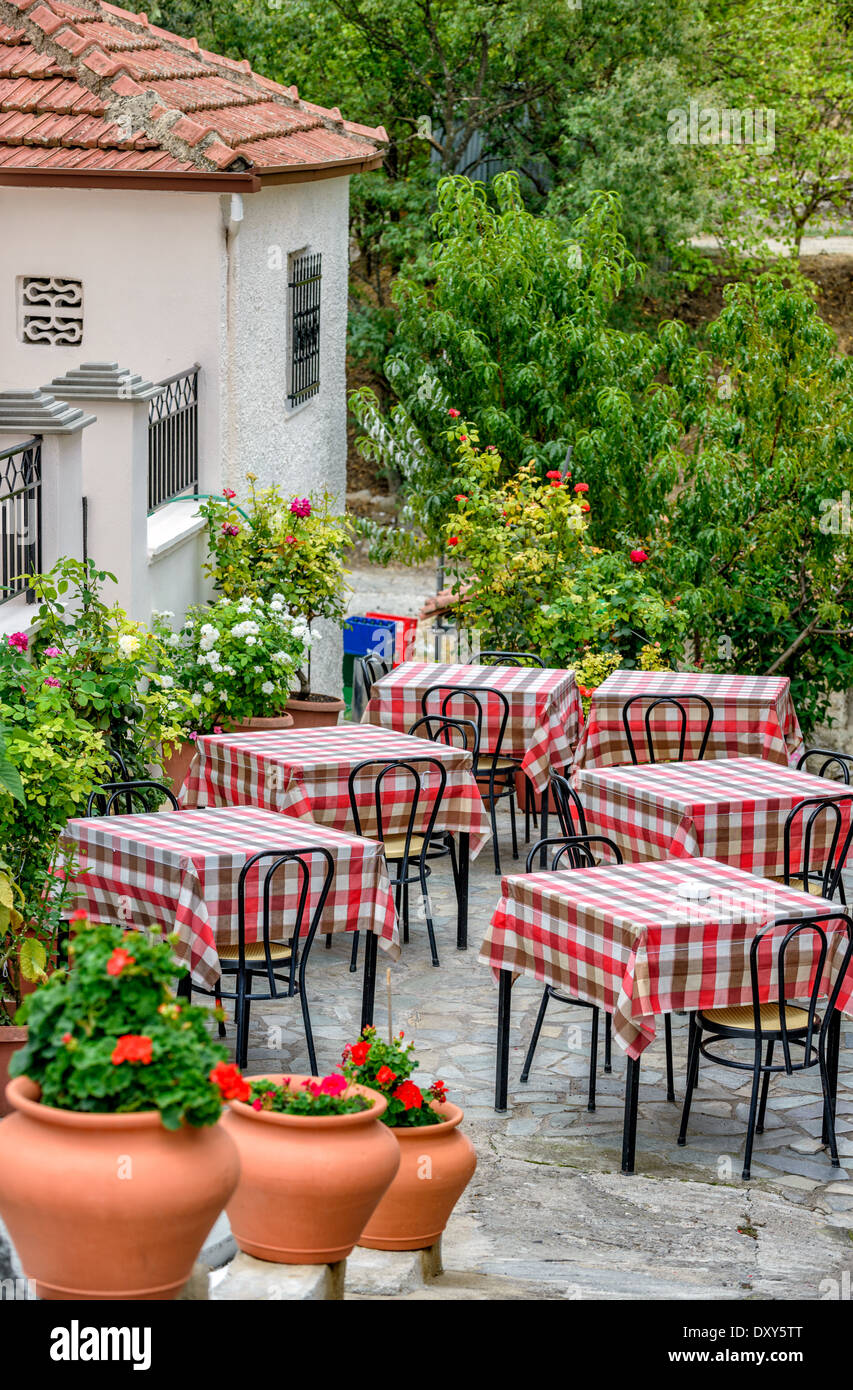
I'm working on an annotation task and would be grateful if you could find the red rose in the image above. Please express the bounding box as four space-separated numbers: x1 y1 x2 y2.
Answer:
630 549 649 565
393 1079 423 1111
106 947 135 977
448 408 460 418
111 1034 153 1066
375 1064 397 1087
574 482 589 493
349 1040 372 1066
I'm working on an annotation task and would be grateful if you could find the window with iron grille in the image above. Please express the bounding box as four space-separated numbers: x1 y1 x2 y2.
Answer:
148 366 200 513
287 251 321 408
0 437 42 604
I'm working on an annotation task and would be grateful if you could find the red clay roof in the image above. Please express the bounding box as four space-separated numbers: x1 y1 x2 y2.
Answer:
0 0 387 184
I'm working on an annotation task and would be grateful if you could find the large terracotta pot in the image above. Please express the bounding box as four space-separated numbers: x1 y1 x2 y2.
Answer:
0 1027 27 1118
358 1102 476 1251
285 695 345 729
162 715 295 794
222 1074 399 1264
0 1076 240 1299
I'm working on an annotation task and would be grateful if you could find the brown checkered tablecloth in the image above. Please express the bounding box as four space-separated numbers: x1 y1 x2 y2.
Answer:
61 806 399 989
481 856 850 1058
180 724 491 857
576 756 853 875
363 660 581 793
572 669 804 771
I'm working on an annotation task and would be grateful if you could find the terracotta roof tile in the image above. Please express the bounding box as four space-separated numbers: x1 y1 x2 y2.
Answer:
0 0 386 179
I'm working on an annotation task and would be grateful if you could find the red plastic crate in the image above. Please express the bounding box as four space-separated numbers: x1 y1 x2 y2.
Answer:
365 611 418 666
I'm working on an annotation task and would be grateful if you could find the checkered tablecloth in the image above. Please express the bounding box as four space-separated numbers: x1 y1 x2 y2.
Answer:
481 856 851 1058
61 806 400 989
363 661 581 793
572 669 804 771
576 756 853 876
180 724 491 857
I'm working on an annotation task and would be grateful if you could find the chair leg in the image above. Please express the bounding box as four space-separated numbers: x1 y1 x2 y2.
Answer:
349 930 360 973
588 1007 599 1112
741 1045 764 1181
214 985 226 1039
819 1032 841 1167
488 783 502 876
299 969 318 1076
402 879 410 944
509 783 518 861
604 1013 612 1074
520 988 550 1083
677 1013 701 1146
325 933 332 950
756 1039 775 1134
524 778 531 845
664 1014 675 1102
419 862 440 968
235 970 251 1071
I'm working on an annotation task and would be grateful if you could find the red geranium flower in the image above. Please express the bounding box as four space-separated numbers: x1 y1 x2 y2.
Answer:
630 549 649 565
459 434 468 442
210 1061 250 1103
69 909 88 923
349 1040 372 1066
581 502 591 512
393 1079 423 1111
106 947 135 977
375 1064 397 1087
549 479 562 487
447 537 459 547
222 487 236 499
454 494 468 502
111 1034 153 1066
320 1073 349 1097
545 470 562 480
61 1032 72 1045
430 1079 448 1103
574 482 589 493
448 408 460 418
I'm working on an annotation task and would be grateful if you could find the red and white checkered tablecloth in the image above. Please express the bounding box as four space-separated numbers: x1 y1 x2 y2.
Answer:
363 661 581 794
481 856 851 1058
572 669 804 771
61 805 399 990
180 724 491 857
576 756 853 875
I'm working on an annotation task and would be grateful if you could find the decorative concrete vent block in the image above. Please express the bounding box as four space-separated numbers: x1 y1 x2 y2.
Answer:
18 278 84 346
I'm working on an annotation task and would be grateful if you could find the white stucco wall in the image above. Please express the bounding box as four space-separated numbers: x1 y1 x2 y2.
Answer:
220 177 350 694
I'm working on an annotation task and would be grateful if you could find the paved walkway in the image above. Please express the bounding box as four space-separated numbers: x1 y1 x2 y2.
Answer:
231 801 853 1300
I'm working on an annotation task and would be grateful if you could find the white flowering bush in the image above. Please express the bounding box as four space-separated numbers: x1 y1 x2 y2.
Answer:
153 594 309 733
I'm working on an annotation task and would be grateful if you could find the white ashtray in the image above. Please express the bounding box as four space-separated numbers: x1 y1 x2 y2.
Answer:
675 880 713 902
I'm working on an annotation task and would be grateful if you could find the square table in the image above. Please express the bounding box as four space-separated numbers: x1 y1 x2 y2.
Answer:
179 723 492 948
481 855 849 1172
572 669 804 771
61 805 399 1029
576 756 853 876
362 660 581 795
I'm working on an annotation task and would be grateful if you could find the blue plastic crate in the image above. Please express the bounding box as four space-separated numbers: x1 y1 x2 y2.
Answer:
342 615 396 659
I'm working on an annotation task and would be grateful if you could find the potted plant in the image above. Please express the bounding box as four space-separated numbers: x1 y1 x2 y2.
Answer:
0 918 239 1300
199 482 352 726
0 864 31 1115
153 592 309 789
341 1027 476 1251
219 1070 399 1264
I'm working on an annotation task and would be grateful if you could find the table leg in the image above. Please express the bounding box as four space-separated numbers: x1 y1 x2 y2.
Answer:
621 1055 641 1174
538 785 550 867
360 931 378 1033
456 832 469 951
177 972 192 1002
495 969 513 1112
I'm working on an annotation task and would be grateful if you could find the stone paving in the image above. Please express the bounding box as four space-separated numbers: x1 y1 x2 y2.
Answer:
220 798 853 1300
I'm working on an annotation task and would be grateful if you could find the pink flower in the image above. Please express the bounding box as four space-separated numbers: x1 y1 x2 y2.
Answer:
222 488 236 500
252 1098 263 1111
213 725 223 734
319 1074 348 1097
221 523 239 537
290 498 311 519
630 549 649 565
44 646 61 657
574 482 589 494
43 676 61 688
448 408 460 418
284 535 297 544
188 731 198 741
8 632 27 653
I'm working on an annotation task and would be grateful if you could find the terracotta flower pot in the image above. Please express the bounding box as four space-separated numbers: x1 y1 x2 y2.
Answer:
0 1076 240 1300
0 1028 27 1118
285 695 345 729
163 715 295 795
227 714 294 733
358 1102 476 1251
222 1074 400 1264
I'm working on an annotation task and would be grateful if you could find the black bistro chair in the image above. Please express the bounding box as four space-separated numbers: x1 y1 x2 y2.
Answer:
775 795 853 903
85 778 179 817
621 693 715 765
469 650 545 668
519 833 625 1110
406 714 480 924
797 748 853 784
347 757 448 968
678 910 853 1180
352 654 392 721
421 684 518 875
192 847 334 1072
